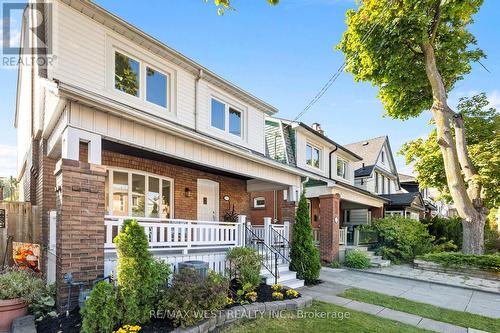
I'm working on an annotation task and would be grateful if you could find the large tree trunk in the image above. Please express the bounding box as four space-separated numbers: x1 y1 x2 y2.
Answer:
421 42 486 254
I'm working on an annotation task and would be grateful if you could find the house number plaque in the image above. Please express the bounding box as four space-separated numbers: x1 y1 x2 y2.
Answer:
0 209 5 228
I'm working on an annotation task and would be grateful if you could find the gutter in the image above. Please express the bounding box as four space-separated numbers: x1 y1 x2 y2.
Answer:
328 145 339 180
194 69 204 132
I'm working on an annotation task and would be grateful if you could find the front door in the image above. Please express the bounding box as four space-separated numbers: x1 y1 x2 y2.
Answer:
197 179 219 221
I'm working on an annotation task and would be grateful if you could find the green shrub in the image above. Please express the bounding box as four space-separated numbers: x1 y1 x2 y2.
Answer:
158 268 229 327
367 216 435 264
329 260 342 269
114 219 171 324
226 247 261 290
422 216 463 249
30 284 56 321
417 252 500 272
290 191 321 284
345 250 371 269
81 282 120 333
0 269 46 303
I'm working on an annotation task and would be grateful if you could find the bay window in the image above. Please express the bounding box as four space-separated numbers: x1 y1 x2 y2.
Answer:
107 169 173 218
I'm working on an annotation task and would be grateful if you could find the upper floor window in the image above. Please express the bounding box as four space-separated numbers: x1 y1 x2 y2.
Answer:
337 159 348 179
375 172 379 193
381 151 385 164
306 144 321 168
211 98 242 137
113 50 170 109
146 67 168 108
253 197 266 208
115 52 140 97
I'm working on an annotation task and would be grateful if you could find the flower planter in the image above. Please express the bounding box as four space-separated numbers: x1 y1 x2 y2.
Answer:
0 298 28 332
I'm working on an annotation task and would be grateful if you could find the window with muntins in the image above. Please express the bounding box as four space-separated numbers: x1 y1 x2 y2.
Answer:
108 169 173 218
210 98 243 137
306 144 321 168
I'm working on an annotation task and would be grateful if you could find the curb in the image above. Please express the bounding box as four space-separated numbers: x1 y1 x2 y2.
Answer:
171 295 313 333
345 268 500 296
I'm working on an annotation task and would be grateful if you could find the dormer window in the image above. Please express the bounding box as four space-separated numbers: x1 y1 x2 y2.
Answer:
306 144 321 168
337 158 348 179
211 98 242 137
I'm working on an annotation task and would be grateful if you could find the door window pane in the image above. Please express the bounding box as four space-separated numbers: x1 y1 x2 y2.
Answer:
162 180 171 219
146 67 167 108
211 99 225 130
115 52 140 97
229 107 241 136
147 177 160 218
112 172 129 216
132 174 145 217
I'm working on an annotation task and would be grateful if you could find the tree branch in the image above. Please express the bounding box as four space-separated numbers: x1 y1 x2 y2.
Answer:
429 0 442 43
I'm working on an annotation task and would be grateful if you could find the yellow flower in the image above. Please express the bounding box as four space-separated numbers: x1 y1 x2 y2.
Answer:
245 291 258 302
271 284 283 291
225 296 235 305
113 325 141 333
272 291 284 300
286 289 299 298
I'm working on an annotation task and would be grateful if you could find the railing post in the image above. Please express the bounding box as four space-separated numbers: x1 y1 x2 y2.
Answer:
237 215 246 247
263 217 272 248
283 221 290 241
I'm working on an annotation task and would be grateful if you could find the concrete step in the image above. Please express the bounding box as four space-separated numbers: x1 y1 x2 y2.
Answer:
370 259 391 267
260 263 289 275
263 270 297 285
280 278 304 289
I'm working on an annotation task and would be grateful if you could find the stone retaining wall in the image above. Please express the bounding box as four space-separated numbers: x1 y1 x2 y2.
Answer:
172 295 313 333
414 259 500 281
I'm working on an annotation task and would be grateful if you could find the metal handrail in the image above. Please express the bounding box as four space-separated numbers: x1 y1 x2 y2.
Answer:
269 225 291 264
244 224 279 284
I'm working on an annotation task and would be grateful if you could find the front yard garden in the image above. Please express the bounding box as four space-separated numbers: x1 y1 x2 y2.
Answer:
339 288 500 332
221 300 432 333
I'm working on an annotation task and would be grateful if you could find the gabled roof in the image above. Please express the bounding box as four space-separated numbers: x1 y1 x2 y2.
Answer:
345 136 387 167
399 173 417 183
355 165 375 177
380 192 425 211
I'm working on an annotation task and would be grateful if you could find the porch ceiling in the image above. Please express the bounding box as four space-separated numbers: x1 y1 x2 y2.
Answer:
103 139 251 180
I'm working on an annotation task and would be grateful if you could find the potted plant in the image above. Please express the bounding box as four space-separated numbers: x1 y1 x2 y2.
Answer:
0 269 45 331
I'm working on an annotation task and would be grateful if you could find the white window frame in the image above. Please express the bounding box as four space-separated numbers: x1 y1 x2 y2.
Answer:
253 197 266 208
337 158 348 179
385 211 404 217
210 96 244 138
107 167 175 218
107 37 176 118
306 143 321 169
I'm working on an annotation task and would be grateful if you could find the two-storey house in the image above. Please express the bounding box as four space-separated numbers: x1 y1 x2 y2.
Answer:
15 0 316 308
251 118 387 263
345 136 425 220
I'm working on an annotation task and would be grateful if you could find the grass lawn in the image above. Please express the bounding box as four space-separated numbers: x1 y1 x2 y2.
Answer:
221 300 432 333
339 288 500 333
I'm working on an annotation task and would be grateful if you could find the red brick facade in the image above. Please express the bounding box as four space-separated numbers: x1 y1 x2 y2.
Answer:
319 194 340 264
249 191 284 225
54 159 106 311
102 149 250 220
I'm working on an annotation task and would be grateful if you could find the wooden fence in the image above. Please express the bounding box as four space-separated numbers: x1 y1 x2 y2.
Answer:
0 202 39 268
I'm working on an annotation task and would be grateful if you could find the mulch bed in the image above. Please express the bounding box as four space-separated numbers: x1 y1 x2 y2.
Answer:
36 279 301 332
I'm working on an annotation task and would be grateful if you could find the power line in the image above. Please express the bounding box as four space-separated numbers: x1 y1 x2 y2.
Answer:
286 0 397 126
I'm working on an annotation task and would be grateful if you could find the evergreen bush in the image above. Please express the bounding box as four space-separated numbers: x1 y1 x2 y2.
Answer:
345 250 371 269
289 191 321 284
226 247 261 290
81 281 120 333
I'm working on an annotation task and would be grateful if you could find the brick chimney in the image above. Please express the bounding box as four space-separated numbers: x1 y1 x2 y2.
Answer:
311 123 324 135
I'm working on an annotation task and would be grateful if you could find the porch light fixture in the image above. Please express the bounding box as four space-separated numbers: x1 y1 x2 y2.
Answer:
223 195 230 201
184 188 192 198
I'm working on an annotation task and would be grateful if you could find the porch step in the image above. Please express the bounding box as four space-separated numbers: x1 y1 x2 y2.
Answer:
370 258 391 267
260 263 290 275
345 246 391 267
263 270 297 285
261 263 305 289
280 278 304 289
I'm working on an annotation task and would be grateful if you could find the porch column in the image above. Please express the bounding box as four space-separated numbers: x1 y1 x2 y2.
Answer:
54 159 106 311
319 193 340 264
281 200 297 241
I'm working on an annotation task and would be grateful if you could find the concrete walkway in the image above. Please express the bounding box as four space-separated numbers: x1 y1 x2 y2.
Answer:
363 264 500 294
318 268 500 319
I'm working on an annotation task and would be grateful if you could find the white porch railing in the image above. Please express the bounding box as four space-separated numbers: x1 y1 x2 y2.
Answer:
339 227 348 245
248 219 290 246
104 215 245 254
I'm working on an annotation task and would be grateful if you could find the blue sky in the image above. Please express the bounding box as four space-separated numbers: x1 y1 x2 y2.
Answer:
0 0 498 177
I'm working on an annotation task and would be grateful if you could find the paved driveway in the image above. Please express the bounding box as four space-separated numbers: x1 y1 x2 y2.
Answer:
300 268 500 319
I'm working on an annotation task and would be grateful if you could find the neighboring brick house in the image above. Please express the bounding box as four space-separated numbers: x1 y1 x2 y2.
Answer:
15 0 319 309
255 117 388 264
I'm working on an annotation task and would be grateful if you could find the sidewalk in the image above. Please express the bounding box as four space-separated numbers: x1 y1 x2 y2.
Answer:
299 286 478 333
361 264 500 294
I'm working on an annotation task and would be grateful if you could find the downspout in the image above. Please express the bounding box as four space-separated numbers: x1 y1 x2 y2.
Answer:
194 69 204 132
328 145 339 180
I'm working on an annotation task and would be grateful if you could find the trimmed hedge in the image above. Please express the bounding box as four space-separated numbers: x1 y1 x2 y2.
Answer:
345 250 370 269
417 252 500 272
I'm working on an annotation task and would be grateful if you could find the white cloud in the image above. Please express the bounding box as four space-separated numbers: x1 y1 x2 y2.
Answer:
487 90 500 110
0 144 17 177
